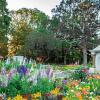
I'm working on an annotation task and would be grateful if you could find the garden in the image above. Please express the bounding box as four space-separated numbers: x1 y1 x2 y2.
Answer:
0 0 100 100
0 61 100 100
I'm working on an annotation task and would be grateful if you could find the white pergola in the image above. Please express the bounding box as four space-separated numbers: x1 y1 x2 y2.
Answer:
91 45 100 71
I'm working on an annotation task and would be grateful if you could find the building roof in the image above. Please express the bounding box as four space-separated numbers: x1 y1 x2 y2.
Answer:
90 45 100 55
92 45 100 52
90 45 100 54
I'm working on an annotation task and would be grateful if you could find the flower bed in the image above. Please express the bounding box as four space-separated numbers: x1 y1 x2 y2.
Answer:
6 78 100 100
0 62 99 100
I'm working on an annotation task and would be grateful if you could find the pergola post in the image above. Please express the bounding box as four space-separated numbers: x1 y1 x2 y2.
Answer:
91 51 96 68
92 54 96 68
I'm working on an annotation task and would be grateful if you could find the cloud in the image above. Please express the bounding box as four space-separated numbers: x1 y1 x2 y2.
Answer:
6 0 61 17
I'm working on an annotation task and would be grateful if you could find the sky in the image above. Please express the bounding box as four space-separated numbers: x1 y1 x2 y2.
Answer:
6 0 61 17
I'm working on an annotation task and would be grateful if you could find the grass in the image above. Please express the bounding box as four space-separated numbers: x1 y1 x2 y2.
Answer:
52 65 80 71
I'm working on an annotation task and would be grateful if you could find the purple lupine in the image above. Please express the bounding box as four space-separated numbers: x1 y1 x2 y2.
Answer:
39 69 47 78
46 67 50 75
50 72 53 78
17 65 27 75
46 67 53 79
1 68 6 75
62 78 67 85
8 68 16 80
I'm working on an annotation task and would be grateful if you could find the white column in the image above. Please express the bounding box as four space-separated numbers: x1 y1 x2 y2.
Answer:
91 52 96 68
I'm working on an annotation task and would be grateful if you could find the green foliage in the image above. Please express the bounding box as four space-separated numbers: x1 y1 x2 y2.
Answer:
36 78 54 94
59 65 80 71
8 7 87 64
2 73 54 97
89 78 100 95
7 0 100 64
0 87 6 94
0 0 10 35
0 0 11 56
6 75 20 97
9 8 50 57
87 63 92 68
72 67 88 81
6 75 32 97
52 0 100 65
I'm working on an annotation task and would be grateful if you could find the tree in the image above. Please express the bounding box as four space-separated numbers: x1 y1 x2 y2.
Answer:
52 0 100 66
0 0 11 56
8 8 50 58
8 20 33 56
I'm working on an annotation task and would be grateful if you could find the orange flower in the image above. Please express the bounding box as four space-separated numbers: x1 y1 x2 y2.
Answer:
81 88 87 95
72 81 78 86
93 75 100 79
76 92 82 100
96 75 100 79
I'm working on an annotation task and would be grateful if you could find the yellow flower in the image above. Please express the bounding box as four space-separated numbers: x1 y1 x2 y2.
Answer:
13 94 23 100
62 97 67 100
84 86 90 90
32 92 41 98
92 97 95 100
50 88 59 96
7 97 11 100
66 83 71 88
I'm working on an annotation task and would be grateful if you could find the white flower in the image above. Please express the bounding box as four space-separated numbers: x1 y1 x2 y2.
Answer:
90 92 94 95
71 90 74 92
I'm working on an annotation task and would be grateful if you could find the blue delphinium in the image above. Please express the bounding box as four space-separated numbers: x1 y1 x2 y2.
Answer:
17 65 27 78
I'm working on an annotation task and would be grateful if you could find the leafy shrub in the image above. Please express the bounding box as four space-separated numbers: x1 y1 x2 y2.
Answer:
35 78 54 94
6 75 32 97
72 67 89 81
89 78 100 95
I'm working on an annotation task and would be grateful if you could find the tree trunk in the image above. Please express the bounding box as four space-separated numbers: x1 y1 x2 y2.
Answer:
82 47 87 67
64 55 66 65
